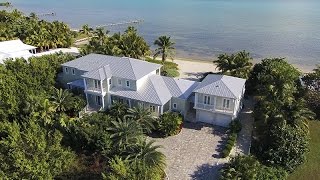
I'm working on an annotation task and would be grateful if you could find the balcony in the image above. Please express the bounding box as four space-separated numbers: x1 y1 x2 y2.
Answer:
85 86 106 94
194 103 233 114
195 103 215 111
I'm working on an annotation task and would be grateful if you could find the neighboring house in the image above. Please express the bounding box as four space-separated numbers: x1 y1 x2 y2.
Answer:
0 39 37 63
193 75 246 127
60 54 246 127
0 39 80 64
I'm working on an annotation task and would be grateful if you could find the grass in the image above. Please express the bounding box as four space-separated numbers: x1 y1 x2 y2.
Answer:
288 120 320 180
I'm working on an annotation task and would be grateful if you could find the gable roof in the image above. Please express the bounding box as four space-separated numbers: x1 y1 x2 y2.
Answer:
109 75 199 105
62 54 162 80
0 39 36 54
162 76 200 99
193 75 246 99
82 65 112 80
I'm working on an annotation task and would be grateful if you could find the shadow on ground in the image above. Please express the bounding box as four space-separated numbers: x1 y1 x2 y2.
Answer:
190 163 224 180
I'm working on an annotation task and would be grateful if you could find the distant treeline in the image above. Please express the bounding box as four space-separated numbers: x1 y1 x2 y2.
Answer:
0 2 11 7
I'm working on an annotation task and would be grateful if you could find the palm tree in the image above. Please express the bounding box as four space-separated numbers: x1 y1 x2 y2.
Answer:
33 99 56 125
109 101 128 119
51 88 72 113
128 139 166 173
126 106 155 133
81 24 93 36
107 118 143 151
214 50 253 78
94 27 109 45
154 36 175 63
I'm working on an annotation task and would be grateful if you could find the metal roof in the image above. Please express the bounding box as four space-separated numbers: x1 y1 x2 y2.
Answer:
82 65 112 80
162 76 200 99
0 39 36 53
62 54 162 80
193 75 246 99
109 75 199 105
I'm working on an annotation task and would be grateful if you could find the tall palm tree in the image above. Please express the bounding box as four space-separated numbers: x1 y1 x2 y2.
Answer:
154 36 175 63
128 139 166 173
94 27 109 45
107 118 143 151
81 24 93 36
32 99 56 125
126 106 155 133
51 88 72 113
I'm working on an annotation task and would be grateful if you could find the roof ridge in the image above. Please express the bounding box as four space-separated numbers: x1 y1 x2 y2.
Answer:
220 78 237 98
127 58 137 80
148 76 163 104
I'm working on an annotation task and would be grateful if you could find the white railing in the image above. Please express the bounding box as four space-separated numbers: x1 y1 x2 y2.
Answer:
195 103 233 114
195 103 215 111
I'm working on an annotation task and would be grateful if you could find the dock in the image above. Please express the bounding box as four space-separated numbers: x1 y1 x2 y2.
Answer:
36 12 56 17
96 19 144 28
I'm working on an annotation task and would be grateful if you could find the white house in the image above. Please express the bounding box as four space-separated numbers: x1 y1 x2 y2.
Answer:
0 39 37 63
60 54 246 127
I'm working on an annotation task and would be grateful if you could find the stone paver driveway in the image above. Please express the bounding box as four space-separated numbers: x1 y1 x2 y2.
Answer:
150 122 228 180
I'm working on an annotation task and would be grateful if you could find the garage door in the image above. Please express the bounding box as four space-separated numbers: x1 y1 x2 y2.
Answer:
215 114 232 127
198 110 215 124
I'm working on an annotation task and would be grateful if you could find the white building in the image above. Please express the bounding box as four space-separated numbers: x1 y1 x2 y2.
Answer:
0 39 37 64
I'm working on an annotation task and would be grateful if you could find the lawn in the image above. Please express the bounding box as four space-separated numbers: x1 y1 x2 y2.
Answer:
288 120 320 180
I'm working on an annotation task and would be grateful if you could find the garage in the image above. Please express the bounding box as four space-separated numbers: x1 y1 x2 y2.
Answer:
196 110 232 127
197 110 215 124
215 114 232 127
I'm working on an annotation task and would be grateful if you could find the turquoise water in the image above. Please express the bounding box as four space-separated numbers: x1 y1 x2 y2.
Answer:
4 0 320 69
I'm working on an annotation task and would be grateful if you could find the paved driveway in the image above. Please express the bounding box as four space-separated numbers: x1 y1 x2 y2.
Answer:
150 122 228 180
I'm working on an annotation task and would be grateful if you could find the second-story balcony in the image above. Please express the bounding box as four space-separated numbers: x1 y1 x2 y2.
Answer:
85 86 107 95
194 103 233 114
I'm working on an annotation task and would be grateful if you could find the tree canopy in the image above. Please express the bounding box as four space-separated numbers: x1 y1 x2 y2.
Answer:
213 50 253 79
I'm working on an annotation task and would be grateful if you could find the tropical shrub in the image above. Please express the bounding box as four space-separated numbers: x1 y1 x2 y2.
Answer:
220 155 287 180
222 133 237 158
162 68 180 77
157 112 183 137
0 121 75 179
229 119 242 133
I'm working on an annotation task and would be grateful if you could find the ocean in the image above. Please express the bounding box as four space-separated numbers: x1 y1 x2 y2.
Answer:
3 0 320 70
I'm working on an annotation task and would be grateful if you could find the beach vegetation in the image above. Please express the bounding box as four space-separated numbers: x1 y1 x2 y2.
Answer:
146 57 180 77
153 35 176 63
247 58 315 176
213 50 253 79
0 9 75 52
81 26 150 59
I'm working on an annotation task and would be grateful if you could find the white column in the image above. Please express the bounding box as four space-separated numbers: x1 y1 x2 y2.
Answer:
101 95 105 109
160 105 164 115
83 78 87 90
169 99 172 111
194 93 198 108
85 93 89 110
100 80 104 94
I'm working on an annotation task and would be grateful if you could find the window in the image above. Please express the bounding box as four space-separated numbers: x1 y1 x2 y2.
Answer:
95 96 101 106
72 68 75 75
65 67 69 74
223 99 230 109
126 80 130 87
150 105 156 112
173 103 177 109
109 79 112 85
156 69 160 75
68 84 72 89
204 95 211 105
94 80 100 89
118 79 122 85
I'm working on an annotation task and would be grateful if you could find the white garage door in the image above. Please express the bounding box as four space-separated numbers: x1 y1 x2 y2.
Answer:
198 110 215 124
197 110 232 127
215 114 232 127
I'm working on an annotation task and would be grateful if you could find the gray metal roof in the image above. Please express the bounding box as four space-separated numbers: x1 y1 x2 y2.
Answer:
62 54 162 80
193 75 246 99
162 76 200 99
109 75 171 105
82 65 112 80
109 75 199 105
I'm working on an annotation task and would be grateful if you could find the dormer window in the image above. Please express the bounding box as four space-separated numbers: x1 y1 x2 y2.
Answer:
65 67 69 74
72 68 75 75
126 80 130 87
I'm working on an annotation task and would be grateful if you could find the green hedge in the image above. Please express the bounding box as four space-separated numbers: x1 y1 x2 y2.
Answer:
222 120 242 158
